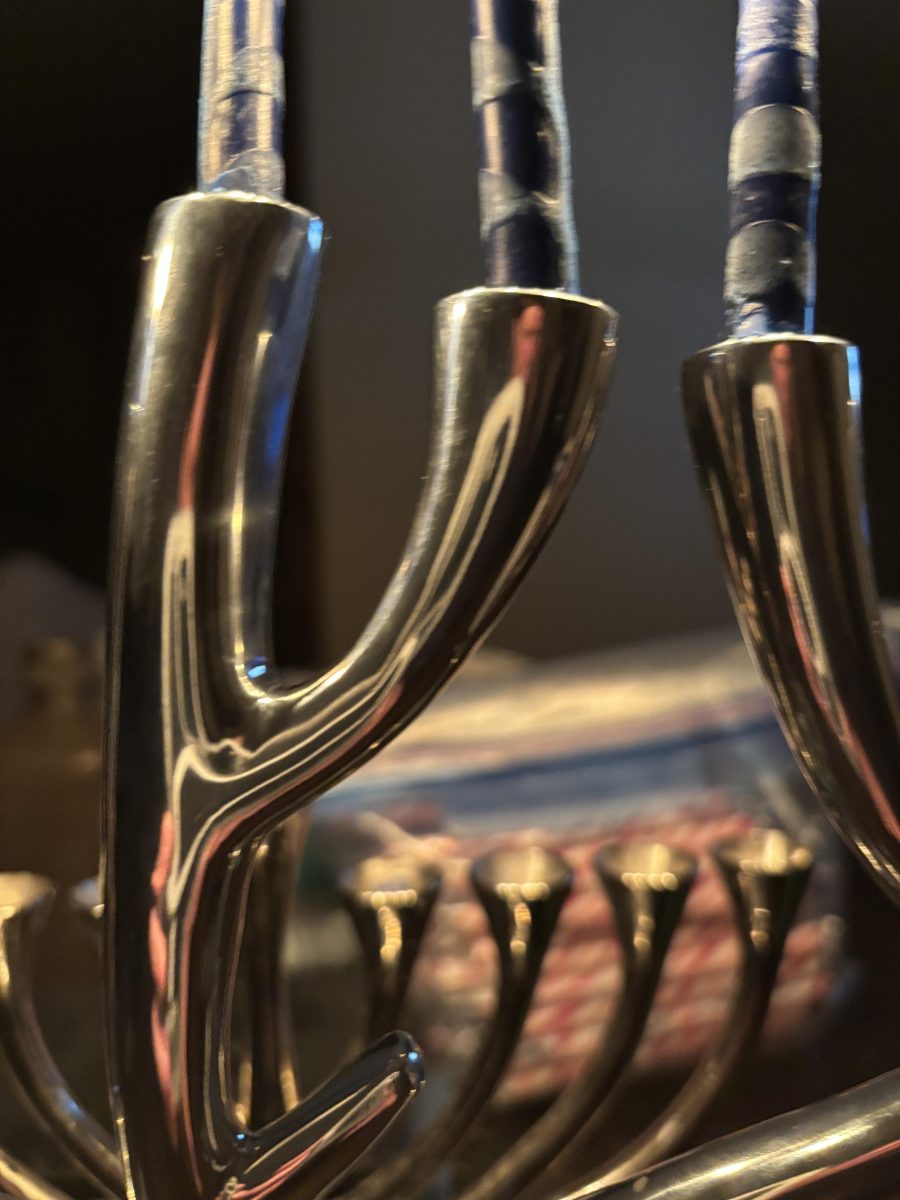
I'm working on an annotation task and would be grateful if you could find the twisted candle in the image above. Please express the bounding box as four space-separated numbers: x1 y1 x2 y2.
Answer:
470 0 580 293
198 0 286 196
726 0 820 336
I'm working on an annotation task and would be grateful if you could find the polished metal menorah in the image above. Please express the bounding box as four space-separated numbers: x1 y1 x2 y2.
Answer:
4 1 900 1199
0 0 619 1196
333 832 813 1200
0 818 815 1200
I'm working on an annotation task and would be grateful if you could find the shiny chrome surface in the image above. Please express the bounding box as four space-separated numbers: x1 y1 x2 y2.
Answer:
0 874 122 1195
570 1065 900 1200
106 188 617 1200
0 1147 74 1200
464 842 696 1200
588 333 900 1200
340 856 443 1042
683 335 900 903
344 847 573 1200
238 813 308 1125
575 830 812 1190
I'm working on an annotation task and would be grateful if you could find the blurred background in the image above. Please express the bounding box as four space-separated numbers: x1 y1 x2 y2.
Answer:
2 0 899 672
2 3 900 1192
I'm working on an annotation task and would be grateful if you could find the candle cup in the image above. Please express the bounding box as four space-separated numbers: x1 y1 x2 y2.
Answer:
340 856 443 1044
462 842 696 1200
470 845 573 983
712 829 814 957
560 830 813 1195
341 846 572 1200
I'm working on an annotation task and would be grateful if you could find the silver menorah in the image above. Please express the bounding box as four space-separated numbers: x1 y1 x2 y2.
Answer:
4 1 900 1199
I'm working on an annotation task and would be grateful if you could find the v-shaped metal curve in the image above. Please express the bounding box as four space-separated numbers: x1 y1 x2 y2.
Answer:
105 189 618 1200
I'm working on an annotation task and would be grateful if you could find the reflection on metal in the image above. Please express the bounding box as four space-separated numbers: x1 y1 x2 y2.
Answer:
4 303 863 1200
342 847 573 1200
0 826 812 1200
598 332 900 1200
102 186 616 1200
0 1146 74 1200
462 843 696 1200
575 1065 900 1200
237 813 309 1126
558 830 812 1195
683 336 900 906
336 833 816 1200
340 857 443 1042
0 874 122 1196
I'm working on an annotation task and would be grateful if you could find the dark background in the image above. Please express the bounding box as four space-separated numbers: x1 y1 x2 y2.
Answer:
2 1 899 662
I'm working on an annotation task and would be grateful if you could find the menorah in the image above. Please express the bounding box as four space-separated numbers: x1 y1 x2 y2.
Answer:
3 1 900 1199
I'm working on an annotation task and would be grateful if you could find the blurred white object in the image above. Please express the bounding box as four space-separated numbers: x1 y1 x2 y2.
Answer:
0 554 103 719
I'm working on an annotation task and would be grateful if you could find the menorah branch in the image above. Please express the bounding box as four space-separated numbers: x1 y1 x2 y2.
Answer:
104 183 616 1200
0 876 122 1196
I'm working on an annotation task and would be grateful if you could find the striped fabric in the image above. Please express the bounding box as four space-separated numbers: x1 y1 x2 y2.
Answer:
198 0 286 197
470 0 580 292
726 0 820 336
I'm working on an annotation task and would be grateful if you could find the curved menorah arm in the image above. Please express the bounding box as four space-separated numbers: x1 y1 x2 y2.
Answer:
612 335 900 1200
569 1065 900 1200
238 814 308 1126
0 875 122 1196
683 335 900 901
216 284 619 822
0 1147 74 1200
228 1033 423 1200
106 190 616 1200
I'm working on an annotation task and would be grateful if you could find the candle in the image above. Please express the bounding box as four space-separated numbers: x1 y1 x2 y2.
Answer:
198 0 286 197
470 0 580 293
725 0 820 336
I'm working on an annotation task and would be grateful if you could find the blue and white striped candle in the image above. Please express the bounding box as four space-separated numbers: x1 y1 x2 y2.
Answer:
470 0 580 293
726 0 820 336
198 0 286 198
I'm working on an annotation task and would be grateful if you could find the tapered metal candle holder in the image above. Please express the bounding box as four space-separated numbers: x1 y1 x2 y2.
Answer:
331 832 813 1200
556 829 813 1199
590 334 900 1200
339 847 572 1200
460 842 697 1200
0 163 842 1200
339 856 444 1042
683 336 899 899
